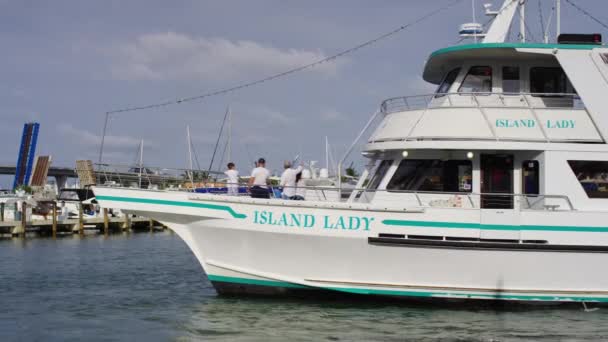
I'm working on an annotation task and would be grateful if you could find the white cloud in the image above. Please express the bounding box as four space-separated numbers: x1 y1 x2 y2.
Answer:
107 31 345 81
319 108 344 121
56 123 142 149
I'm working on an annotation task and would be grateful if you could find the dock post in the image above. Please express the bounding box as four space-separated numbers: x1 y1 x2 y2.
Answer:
124 214 130 233
0 202 4 222
20 202 27 238
52 201 57 239
78 203 84 236
103 208 109 236
149 218 154 233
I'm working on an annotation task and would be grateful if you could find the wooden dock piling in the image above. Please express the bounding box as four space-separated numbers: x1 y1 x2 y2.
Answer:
52 201 57 239
124 214 130 233
78 203 84 236
103 208 109 235
149 218 154 232
0 203 4 222
20 202 27 238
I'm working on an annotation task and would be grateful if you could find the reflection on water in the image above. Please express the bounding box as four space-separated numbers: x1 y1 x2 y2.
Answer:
0 232 606 341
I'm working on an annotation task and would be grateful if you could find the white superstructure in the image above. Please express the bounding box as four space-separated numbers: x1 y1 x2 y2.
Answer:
94 1 608 304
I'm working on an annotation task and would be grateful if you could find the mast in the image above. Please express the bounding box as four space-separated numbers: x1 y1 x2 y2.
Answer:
227 105 232 163
325 136 329 170
187 125 194 185
138 139 144 189
483 0 520 43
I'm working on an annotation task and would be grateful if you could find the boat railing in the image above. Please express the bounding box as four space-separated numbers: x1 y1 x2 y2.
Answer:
90 164 575 211
380 92 584 114
193 183 575 211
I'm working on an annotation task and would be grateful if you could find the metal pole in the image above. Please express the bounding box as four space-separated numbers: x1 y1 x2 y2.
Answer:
98 112 110 164
138 139 144 189
556 0 561 41
337 110 381 199
519 0 526 43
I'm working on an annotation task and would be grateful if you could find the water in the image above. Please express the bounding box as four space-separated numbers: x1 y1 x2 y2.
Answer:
1 232 607 342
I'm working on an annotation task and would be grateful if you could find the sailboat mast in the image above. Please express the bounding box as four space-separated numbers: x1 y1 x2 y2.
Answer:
325 136 329 170
187 125 194 185
227 106 232 163
138 139 144 188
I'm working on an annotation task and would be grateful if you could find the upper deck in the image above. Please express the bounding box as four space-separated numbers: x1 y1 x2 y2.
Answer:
365 42 608 150
368 92 601 145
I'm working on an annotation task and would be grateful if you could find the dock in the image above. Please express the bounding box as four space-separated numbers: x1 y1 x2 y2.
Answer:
0 206 164 238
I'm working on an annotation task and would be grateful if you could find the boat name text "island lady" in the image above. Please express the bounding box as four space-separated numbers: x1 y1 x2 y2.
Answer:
252 210 374 231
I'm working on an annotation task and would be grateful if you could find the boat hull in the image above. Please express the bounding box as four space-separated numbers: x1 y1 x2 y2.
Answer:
93 187 608 304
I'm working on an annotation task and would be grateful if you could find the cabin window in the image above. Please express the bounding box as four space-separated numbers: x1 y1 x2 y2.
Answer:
568 160 608 198
387 159 472 193
502 66 520 93
435 68 461 97
367 160 392 190
522 160 539 195
530 67 569 95
458 66 492 93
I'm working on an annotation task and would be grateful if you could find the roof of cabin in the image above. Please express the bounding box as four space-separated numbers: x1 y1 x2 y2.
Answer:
423 42 605 84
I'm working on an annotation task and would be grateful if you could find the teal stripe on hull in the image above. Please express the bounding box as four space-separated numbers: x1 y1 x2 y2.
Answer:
207 275 307 289
207 275 608 303
382 219 608 233
95 195 247 219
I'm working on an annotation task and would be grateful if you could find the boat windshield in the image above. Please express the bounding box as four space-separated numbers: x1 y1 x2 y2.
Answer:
435 68 460 97
458 66 492 93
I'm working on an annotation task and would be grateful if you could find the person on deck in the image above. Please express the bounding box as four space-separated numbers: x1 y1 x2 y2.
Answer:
249 158 270 199
293 171 306 200
279 161 303 200
224 162 239 196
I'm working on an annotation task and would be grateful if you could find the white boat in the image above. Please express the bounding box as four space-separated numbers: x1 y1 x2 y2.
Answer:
94 0 608 304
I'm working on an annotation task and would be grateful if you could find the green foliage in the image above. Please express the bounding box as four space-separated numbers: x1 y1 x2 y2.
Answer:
14 185 33 194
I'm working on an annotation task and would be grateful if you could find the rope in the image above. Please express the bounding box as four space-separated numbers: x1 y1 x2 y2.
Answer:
104 0 464 115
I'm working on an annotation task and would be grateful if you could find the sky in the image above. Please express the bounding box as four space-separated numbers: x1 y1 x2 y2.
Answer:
0 0 606 186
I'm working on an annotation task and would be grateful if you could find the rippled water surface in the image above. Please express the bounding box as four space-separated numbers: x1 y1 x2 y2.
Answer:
1 231 607 341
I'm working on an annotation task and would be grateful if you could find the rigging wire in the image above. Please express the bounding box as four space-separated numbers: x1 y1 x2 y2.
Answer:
563 0 608 31
104 0 464 115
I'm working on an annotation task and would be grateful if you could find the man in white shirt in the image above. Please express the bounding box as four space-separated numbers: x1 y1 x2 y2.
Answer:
224 162 239 196
249 158 270 198
279 161 303 200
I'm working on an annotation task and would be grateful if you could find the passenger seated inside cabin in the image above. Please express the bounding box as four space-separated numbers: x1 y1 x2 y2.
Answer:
249 158 270 199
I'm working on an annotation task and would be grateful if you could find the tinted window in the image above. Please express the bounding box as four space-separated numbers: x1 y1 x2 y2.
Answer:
387 159 472 192
502 66 520 93
522 160 539 195
530 67 568 94
458 66 492 93
435 68 461 96
367 160 392 190
568 160 608 198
